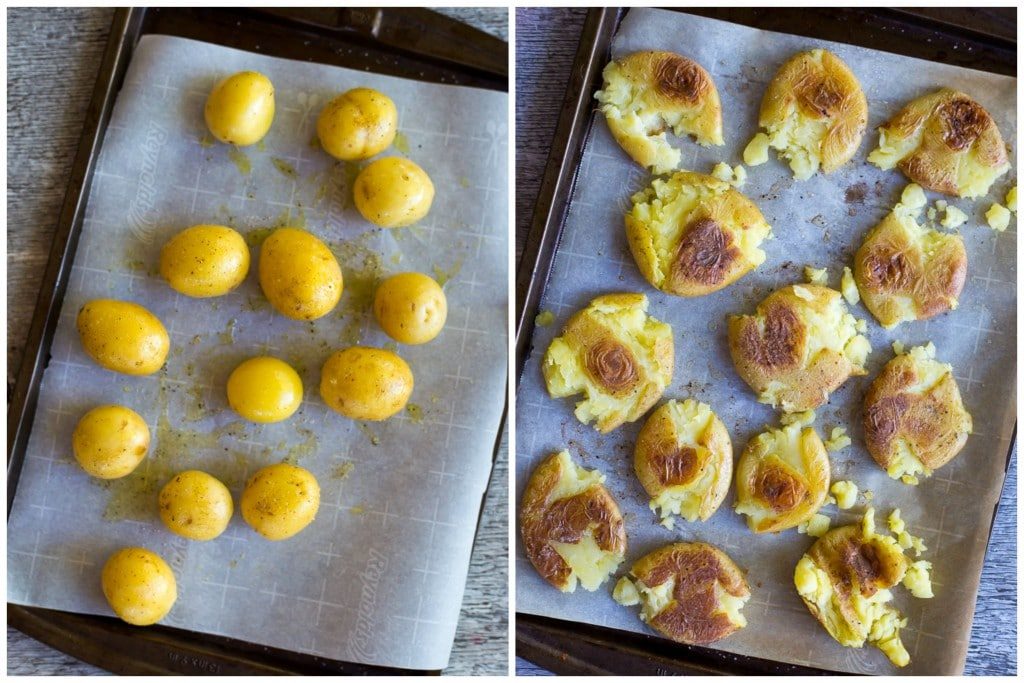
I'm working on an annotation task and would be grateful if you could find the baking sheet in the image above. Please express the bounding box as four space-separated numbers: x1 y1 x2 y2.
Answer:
515 8 1016 675
7 34 508 670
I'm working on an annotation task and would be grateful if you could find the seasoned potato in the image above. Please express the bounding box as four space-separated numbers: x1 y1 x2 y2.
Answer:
101 547 177 626
317 87 398 161
204 70 275 146
258 227 343 320
72 405 150 479
159 224 250 298
240 463 320 540
373 272 448 344
226 356 303 423
353 157 434 228
158 470 234 541
320 347 413 421
77 299 170 376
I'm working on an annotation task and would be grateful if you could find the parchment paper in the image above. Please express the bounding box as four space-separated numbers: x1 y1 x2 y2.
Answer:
515 8 1015 675
7 35 507 670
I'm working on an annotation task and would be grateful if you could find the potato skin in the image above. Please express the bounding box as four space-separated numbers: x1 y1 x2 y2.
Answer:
72 405 150 479
77 299 170 375
227 356 303 423
353 157 434 228
240 463 320 541
258 227 343 320
373 272 448 345
101 547 177 626
159 225 250 298
158 470 234 541
204 70 275 146
320 347 413 420
317 87 398 161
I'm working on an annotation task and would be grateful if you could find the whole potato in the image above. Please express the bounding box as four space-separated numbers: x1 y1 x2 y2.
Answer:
320 347 413 420
72 405 150 479
317 87 398 161
77 299 170 375
159 225 250 298
258 227 343 320
240 463 320 541
373 272 448 344
353 157 434 228
158 470 234 541
226 356 303 423
101 547 177 626
204 70 275 146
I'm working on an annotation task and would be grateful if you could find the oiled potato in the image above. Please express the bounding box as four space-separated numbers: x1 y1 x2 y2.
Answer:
204 70 275 146
159 225 250 298
226 356 303 423
77 299 170 375
158 470 234 541
353 157 434 228
320 347 413 420
72 405 150 479
101 547 177 626
258 227 343 320
317 87 398 161
241 463 320 540
373 272 447 344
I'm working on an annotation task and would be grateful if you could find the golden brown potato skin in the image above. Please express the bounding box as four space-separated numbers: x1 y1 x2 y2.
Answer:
76 299 170 376
319 347 414 421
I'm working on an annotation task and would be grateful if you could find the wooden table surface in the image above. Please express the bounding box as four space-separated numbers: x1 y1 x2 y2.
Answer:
514 7 1016 676
6 7 508 676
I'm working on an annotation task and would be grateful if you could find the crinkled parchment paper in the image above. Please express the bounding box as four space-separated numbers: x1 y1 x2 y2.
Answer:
515 8 1015 675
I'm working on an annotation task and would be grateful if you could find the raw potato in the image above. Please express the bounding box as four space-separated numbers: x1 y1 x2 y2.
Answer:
158 470 234 541
320 347 413 421
373 272 448 344
317 87 398 161
241 463 320 541
258 227 343 320
353 157 434 228
227 356 303 423
159 224 250 298
76 299 170 376
204 70 275 146
101 547 177 626
72 405 150 479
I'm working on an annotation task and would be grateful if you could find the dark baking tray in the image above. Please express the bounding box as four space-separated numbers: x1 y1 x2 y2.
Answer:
515 6 1015 676
7 6 507 675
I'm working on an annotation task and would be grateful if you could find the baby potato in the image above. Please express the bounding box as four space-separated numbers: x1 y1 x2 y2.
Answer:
158 470 234 541
258 227 343 320
204 70 275 146
77 299 170 375
353 157 434 228
320 346 413 420
101 547 177 626
226 356 303 423
373 272 447 344
72 405 150 479
159 224 250 298
317 87 398 161
240 463 320 541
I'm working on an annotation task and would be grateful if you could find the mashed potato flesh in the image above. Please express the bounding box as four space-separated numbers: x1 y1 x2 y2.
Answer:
648 399 720 524
551 531 623 592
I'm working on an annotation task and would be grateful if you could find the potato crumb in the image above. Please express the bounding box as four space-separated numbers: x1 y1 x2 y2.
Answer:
830 480 858 509
613 576 640 606
712 162 733 182
780 409 815 427
986 202 1011 231
824 427 851 452
743 133 770 166
900 183 927 210
798 513 831 537
840 266 860 305
903 560 934 598
892 340 905 355
732 164 747 188
1006 185 1017 212
940 204 968 229
804 266 828 285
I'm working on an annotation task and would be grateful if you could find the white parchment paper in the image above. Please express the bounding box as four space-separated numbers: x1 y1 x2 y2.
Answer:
515 8 1015 675
8 35 508 670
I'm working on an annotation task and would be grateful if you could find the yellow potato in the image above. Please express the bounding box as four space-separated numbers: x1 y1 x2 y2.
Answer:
373 272 447 344
204 70 275 146
240 463 320 540
72 405 150 479
320 347 413 420
353 157 434 228
258 227 343 320
159 224 250 298
158 470 234 541
226 356 303 423
317 87 398 161
76 299 170 375
101 547 177 626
